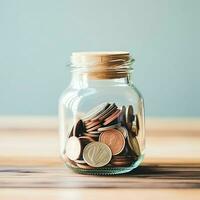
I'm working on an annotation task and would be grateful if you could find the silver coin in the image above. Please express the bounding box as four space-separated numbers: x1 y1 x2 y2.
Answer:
92 103 116 121
88 131 101 134
131 122 138 136
127 134 141 157
75 159 86 164
99 104 118 121
83 142 112 167
117 126 128 138
82 102 109 121
65 136 81 161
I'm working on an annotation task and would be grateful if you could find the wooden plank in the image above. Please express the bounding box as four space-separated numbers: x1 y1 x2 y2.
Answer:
0 118 200 200
0 117 200 133
0 129 200 166
0 164 200 189
1 188 200 200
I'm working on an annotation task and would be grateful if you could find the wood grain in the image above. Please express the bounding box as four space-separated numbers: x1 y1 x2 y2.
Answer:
0 118 200 200
0 164 200 189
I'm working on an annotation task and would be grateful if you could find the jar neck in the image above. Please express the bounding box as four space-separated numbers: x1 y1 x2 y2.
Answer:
69 72 133 89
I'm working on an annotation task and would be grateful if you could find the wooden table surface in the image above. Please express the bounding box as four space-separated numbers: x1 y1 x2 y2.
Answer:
0 125 200 200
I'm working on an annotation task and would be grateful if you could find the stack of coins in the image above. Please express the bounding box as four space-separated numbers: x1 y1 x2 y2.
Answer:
64 102 141 169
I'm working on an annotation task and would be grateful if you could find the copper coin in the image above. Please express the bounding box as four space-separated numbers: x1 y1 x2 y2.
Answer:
95 103 117 121
91 103 113 121
112 155 135 161
98 123 121 132
63 155 77 167
99 129 125 155
75 159 87 164
99 105 118 121
76 163 95 169
85 120 101 129
118 105 126 126
73 120 84 137
83 133 99 139
79 136 95 143
103 109 122 126
82 102 109 121
65 136 81 160
86 124 101 132
111 160 132 167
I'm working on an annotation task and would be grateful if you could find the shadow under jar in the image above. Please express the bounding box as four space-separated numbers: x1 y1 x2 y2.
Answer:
59 51 145 175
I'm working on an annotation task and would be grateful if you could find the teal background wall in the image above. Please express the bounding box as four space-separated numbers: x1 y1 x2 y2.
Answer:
0 0 200 117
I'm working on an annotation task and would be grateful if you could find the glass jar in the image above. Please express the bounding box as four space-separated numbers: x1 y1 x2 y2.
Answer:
59 51 145 175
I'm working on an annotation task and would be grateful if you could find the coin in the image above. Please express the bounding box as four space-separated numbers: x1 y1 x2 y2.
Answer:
97 104 118 121
103 109 122 125
98 123 121 132
135 114 140 131
91 103 113 121
73 120 84 137
126 105 134 123
110 160 132 167
127 134 141 157
83 142 112 167
76 163 95 169
83 133 100 139
117 126 128 138
88 131 101 134
82 102 109 121
111 155 135 161
86 124 102 132
85 120 100 129
75 159 87 164
131 123 138 136
118 105 126 126
110 155 134 166
65 136 81 160
126 106 136 132
79 136 95 143
99 129 125 155
63 155 77 167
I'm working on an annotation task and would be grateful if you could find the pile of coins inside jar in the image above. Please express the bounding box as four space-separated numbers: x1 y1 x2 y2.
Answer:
64 102 141 169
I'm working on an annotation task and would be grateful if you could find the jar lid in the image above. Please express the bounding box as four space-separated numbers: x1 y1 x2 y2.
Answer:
71 51 133 79
71 51 130 67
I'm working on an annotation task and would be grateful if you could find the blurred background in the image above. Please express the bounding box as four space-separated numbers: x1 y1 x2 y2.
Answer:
0 0 200 117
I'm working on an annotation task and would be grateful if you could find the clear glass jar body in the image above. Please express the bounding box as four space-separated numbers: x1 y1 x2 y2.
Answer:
59 66 145 175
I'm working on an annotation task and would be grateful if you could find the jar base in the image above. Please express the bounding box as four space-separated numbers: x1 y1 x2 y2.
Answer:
65 154 144 175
